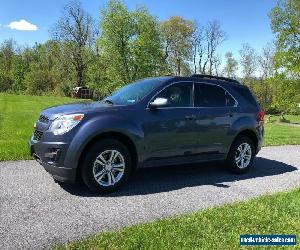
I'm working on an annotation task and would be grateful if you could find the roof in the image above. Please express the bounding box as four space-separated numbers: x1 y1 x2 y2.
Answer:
163 75 243 87
190 74 241 84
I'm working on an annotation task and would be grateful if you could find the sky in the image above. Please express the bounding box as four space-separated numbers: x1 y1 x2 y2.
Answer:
0 0 277 59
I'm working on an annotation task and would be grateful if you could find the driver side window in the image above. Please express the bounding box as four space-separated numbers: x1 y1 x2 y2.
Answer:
156 82 193 107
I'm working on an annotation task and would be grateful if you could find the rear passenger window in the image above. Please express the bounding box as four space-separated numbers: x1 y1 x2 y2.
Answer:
194 83 226 107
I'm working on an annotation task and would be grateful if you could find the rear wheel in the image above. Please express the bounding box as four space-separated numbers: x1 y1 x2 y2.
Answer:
226 135 255 174
81 139 132 194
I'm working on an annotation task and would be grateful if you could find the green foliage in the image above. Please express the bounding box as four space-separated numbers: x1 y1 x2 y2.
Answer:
56 82 76 97
11 55 29 92
0 71 13 92
268 74 300 114
23 41 61 95
51 0 97 86
0 0 298 115
0 39 15 91
24 64 59 95
223 51 238 78
98 0 165 86
86 53 113 99
249 78 274 111
239 43 257 80
161 16 194 75
270 0 300 75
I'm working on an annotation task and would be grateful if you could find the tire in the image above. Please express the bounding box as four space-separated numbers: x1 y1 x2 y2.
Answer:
81 139 132 194
226 135 255 174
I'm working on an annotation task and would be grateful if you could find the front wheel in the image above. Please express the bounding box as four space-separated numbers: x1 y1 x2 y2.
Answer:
226 135 255 174
81 139 132 194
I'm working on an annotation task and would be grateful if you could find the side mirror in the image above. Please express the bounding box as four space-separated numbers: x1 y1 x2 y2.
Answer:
149 97 169 108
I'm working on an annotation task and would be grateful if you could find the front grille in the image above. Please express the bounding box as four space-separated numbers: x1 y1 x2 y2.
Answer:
39 115 49 124
33 130 43 141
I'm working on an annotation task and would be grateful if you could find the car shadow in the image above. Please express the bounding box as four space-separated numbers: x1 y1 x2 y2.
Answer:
58 157 297 197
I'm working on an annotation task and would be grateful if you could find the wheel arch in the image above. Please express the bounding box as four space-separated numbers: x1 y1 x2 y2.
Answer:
77 131 139 177
231 129 258 152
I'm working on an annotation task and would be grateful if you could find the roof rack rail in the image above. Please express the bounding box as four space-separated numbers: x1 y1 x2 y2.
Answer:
190 74 240 84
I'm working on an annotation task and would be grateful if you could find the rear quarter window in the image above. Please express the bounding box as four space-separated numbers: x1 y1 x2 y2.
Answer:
233 86 258 107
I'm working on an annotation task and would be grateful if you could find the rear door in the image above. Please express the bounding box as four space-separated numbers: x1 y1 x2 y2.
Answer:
192 82 234 158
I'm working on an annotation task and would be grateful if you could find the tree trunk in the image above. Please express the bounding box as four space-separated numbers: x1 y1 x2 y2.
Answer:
77 66 83 86
193 54 197 74
177 59 181 76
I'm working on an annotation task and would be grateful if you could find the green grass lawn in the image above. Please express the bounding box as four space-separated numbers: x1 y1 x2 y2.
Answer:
264 122 300 146
0 93 82 161
57 188 300 250
267 114 300 123
0 93 299 161
264 115 300 146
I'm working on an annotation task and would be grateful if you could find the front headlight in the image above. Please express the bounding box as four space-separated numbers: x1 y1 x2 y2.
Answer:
49 114 84 135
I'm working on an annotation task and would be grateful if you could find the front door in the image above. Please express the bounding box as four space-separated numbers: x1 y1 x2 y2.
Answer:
142 82 197 165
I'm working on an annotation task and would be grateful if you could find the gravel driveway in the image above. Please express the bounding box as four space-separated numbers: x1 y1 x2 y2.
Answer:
1 145 300 249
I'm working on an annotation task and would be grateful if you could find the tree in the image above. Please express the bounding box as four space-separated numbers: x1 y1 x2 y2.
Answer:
86 52 110 99
11 54 28 92
51 0 96 86
223 51 238 78
161 16 194 75
258 43 275 79
24 41 60 94
254 43 276 110
239 43 257 82
202 21 226 75
0 39 16 91
131 7 166 79
269 0 300 75
191 22 204 74
270 74 300 114
99 0 164 86
212 54 222 76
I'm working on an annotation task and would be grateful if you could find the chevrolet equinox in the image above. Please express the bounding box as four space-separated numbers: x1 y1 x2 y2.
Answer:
29 74 264 193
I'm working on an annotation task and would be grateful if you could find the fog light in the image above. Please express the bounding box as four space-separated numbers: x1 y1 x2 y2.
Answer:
44 149 61 161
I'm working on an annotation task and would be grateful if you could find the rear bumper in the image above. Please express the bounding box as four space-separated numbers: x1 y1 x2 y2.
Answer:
29 138 76 183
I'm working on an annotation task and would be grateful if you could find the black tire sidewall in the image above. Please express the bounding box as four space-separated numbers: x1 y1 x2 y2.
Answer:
81 139 132 193
227 135 255 174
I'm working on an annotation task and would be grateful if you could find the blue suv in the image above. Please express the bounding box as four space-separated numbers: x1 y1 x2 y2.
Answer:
29 75 264 193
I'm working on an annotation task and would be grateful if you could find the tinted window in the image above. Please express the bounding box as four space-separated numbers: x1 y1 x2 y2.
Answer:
156 82 193 107
234 86 258 106
194 83 226 107
226 93 236 106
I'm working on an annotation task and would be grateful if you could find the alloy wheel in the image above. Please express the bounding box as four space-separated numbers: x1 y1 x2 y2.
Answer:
93 150 125 187
234 142 252 169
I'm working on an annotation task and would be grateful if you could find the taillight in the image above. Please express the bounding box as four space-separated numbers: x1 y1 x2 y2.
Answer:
257 111 265 124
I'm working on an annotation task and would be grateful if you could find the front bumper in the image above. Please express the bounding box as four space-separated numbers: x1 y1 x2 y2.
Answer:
29 137 76 183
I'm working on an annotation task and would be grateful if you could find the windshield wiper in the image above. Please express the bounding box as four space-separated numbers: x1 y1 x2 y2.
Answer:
103 99 114 105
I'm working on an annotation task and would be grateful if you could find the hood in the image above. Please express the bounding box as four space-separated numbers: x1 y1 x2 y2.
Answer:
41 101 110 120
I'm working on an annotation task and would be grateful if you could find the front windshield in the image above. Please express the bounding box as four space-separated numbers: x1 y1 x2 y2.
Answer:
103 77 168 105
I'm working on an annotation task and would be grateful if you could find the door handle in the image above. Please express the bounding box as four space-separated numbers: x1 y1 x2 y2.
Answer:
227 113 233 117
185 115 196 120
